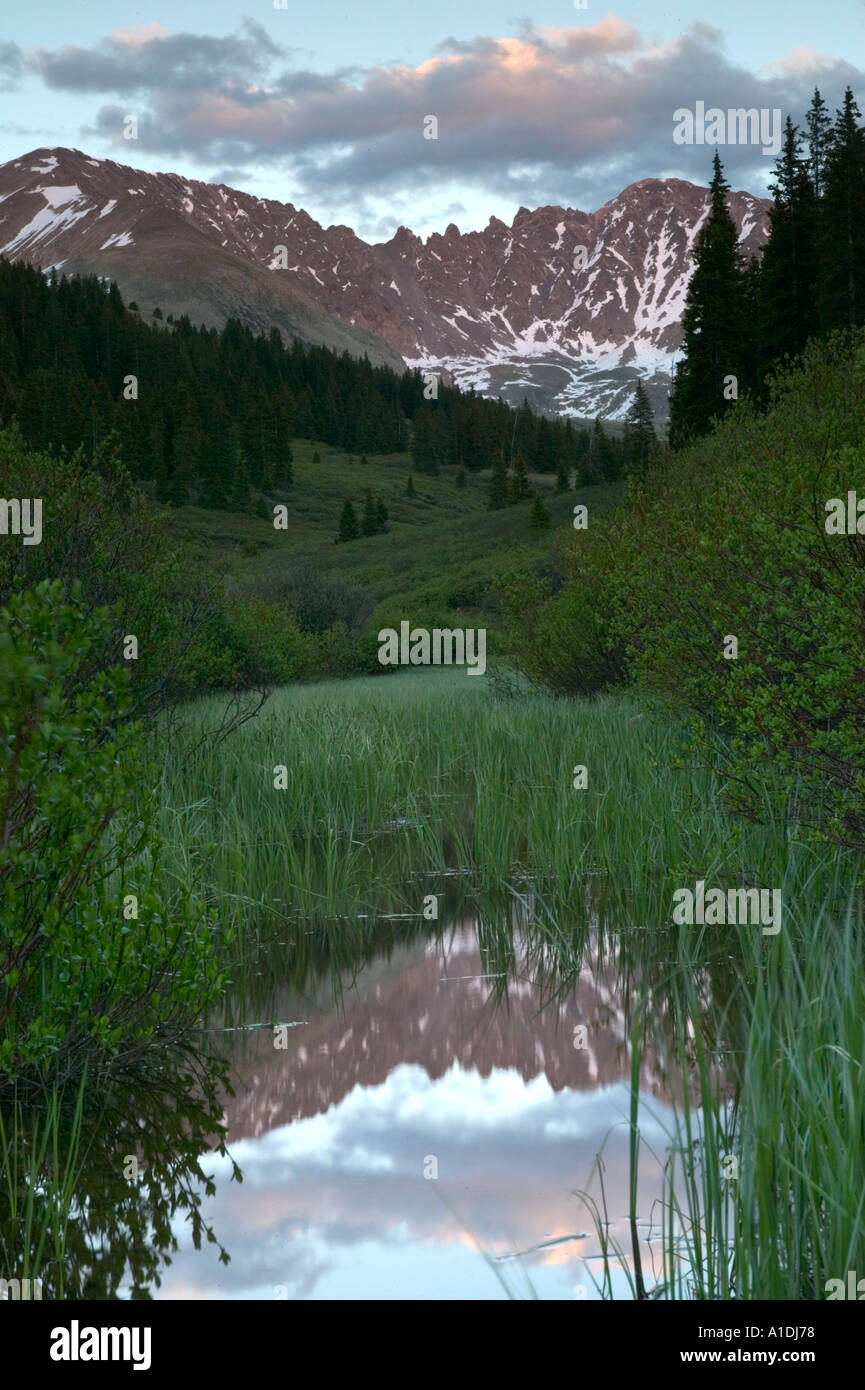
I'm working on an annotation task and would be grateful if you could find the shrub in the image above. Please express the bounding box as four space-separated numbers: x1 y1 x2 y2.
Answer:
0 582 227 1086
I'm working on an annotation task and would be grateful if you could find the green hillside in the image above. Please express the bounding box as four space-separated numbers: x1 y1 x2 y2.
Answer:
161 438 623 639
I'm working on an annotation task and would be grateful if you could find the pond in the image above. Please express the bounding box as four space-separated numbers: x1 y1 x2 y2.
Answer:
149 911 694 1300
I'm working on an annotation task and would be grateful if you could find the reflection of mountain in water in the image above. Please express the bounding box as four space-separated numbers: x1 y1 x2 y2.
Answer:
225 920 675 1142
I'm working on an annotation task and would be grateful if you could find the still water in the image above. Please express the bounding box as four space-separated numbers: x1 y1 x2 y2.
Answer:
153 916 688 1300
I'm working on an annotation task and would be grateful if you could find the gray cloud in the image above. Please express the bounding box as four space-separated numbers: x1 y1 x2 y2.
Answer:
31 20 287 96
26 18 865 229
0 41 24 90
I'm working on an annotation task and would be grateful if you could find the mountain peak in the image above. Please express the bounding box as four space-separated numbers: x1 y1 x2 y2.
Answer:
0 144 771 420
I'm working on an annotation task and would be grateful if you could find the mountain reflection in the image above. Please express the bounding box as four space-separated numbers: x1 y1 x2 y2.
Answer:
156 919 689 1300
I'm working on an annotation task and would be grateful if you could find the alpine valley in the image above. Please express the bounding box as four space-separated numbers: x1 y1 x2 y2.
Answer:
0 146 770 420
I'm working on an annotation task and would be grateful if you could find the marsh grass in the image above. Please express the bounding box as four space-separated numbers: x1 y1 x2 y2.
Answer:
0 1076 87 1297
157 668 865 1300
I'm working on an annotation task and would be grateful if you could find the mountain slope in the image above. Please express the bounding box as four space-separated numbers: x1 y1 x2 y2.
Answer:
0 147 771 417
0 149 404 371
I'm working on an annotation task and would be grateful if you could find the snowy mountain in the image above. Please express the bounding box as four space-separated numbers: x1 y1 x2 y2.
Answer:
0 147 771 419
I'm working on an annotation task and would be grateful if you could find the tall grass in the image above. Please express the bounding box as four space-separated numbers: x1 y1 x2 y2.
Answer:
157 668 865 1299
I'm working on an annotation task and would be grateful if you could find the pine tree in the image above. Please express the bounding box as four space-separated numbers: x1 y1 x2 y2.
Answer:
406 473 416 497
534 416 558 472
360 454 368 465
508 451 532 503
337 498 359 542
555 457 570 492
362 488 378 536
668 153 747 448
376 499 389 532
488 453 509 510
806 88 834 199
623 380 656 470
313 448 321 463
756 117 818 387
529 493 551 530
455 468 467 489
818 87 865 333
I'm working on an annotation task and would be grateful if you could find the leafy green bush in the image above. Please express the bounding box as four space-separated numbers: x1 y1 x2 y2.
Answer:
507 329 865 848
0 582 227 1086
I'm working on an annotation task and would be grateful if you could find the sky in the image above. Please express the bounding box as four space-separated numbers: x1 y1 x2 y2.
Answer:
1 2 864 242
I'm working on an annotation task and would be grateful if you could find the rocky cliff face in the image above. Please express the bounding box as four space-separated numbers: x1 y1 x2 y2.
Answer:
0 147 770 417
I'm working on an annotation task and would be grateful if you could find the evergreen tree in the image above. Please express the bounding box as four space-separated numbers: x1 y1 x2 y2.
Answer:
406 473 416 497
818 87 865 333
806 88 834 199
668 153 747 448
488 453 509 510
529 494 551 530
508 451 532 503
555 457 570 492
455 468 467 489
757 117 818 385
376 499 389 532
623 380 656 470
313 448 321 463
362 488 378 536
337 498 359 542
534 416 558 472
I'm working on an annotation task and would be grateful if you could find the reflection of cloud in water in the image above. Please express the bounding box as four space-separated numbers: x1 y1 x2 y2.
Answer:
158 1063 680 1300
155 920 697 1299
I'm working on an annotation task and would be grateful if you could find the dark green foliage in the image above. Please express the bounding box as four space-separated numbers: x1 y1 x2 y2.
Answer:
406 473 416 497
0 258 589 503
509 331 865 849
488 453 509 510
337 498 359 542
362 488 378 536
455 468 467 489
674 87 865 430
756 117 818 386
623 380 656 471
0 582 225 1083
668 153 746 448
508 451 533 503
818 87 865 333
529 493 551 529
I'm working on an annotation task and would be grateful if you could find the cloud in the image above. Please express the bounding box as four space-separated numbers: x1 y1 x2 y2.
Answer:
0 41 24 90
23 17 865 231
30 19 288 96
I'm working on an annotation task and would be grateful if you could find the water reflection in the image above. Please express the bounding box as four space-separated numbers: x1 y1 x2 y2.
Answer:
156 919 694 1300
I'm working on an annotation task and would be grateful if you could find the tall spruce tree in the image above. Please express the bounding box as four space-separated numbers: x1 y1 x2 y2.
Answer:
818 87 865 333
623 380 656 470
756 117 818 386
336 499 359 542
806 88 834 199
508 451 532 503
668 153 747 448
